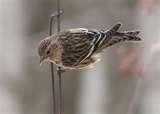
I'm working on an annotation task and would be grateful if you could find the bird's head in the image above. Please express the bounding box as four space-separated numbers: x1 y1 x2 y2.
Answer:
38 37 52 65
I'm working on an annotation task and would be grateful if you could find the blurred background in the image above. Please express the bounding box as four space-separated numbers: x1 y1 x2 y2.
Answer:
0 0 160 114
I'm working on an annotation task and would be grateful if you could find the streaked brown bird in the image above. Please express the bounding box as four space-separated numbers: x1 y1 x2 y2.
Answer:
38 23 141 69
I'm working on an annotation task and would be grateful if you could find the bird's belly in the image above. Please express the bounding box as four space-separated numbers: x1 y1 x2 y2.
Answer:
62 54 101 69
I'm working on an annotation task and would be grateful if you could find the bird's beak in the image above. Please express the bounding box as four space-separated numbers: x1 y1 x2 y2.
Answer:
39 57 45 66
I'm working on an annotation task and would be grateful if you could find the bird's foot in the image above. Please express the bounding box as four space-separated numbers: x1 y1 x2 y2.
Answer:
57 67 66 74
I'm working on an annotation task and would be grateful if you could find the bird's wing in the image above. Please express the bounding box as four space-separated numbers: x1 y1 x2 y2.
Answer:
59 28 99 67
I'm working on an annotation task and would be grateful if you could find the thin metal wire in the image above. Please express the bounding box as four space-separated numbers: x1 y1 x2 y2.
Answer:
56 0 63 114
57 0 61 32
57 68 62 114
48 0 62 114
49 16 56 114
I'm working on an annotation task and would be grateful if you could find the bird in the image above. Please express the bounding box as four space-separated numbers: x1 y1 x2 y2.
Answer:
38 23 141 70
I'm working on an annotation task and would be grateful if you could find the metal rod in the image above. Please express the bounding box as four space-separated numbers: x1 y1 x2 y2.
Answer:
57 68 62 114
56 0 63 114
49 16 56 114
57 0 61 32
48 0 63 114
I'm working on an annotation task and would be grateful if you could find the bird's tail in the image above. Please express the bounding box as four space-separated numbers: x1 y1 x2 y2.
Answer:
100 23 141 49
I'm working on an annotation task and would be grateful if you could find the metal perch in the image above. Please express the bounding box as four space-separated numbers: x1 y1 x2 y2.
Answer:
49 0 63 114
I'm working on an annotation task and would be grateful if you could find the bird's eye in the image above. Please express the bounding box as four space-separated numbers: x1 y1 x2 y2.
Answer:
46 50 50 55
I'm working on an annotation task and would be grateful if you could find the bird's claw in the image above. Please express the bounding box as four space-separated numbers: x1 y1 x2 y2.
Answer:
57 67 66 74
